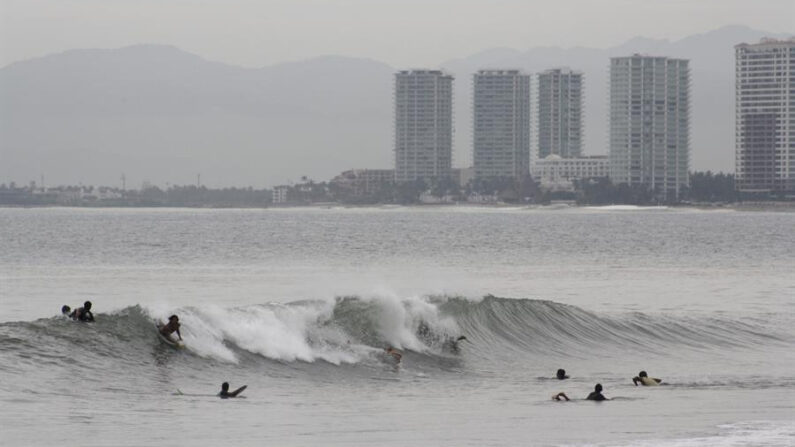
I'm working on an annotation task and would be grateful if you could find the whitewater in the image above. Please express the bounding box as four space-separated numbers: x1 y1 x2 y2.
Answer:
1 207 793 446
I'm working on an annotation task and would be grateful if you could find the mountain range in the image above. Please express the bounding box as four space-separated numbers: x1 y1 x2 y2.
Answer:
0 25 790 187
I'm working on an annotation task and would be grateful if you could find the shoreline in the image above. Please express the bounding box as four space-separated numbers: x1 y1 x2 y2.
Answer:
1 201 794 212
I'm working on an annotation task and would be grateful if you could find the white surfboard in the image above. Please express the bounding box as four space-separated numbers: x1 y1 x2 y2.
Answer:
156 323 185 349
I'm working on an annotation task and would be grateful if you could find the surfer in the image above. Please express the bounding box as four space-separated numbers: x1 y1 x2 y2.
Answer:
443 335 468 354
159 315 182 342
385 347 402 363
586 383 609 401
551 392 570 401
219 382 247 399
632 370 662 386
61 305 72 316
72 301 95 322
556 369 569 380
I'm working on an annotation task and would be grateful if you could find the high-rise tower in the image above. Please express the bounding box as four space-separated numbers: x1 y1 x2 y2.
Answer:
472 70 531 179
538 68 583 159
394 70 454 183
609 55 690 200
735 38 795 194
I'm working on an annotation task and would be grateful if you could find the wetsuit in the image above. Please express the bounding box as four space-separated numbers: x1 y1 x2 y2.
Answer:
219 385 246 398
586 391 606 401
75 308 94 322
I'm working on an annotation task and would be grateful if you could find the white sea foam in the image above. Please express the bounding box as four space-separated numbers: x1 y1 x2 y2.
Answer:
143 293 461 365
584 205 670 212
592 421 795 447
366 293 460 351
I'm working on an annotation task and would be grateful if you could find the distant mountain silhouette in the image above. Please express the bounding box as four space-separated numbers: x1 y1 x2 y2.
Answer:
0 46 394 187
1 25 790 187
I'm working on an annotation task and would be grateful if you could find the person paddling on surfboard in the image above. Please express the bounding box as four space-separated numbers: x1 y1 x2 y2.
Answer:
556 368 569 380
61 305 72 317
219 382 247 399
159 315 182 342
632 370 662 386
586 383 609 401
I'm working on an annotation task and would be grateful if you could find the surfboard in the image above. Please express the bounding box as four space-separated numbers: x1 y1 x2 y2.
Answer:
156 323 185 349
639 376 660 386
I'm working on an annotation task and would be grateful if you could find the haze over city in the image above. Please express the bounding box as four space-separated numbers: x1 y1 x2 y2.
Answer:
1 0 792 68
1 0 793 188
2 2 795 447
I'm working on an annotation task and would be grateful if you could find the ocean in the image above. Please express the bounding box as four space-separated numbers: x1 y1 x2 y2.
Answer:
1 206 793 446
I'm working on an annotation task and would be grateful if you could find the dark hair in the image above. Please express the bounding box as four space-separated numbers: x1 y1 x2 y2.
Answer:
61 305 71 314
595 383 603 392
221 382 229 391
169 315 179 322
639 371 647 377
556 369 566 379
84 301 92 310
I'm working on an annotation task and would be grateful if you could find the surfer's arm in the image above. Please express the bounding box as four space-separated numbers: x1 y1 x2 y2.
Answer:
632 377 640 386
230 385 247 397
653 378 662 384
176 328 182 340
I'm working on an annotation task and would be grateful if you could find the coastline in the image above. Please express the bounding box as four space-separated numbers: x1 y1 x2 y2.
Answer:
1 201 794 212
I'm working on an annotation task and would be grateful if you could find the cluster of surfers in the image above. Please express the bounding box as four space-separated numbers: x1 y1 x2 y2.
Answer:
60 304 245 398
58 305 658 401
60 301 95 322
551 368 663 402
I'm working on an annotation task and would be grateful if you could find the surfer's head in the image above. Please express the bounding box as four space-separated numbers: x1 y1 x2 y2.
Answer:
556 369 567 380
61 305 71 315
83 301 92 311
221 382 230 392
168 315 179 322
594 383 603 393
639 371 648 378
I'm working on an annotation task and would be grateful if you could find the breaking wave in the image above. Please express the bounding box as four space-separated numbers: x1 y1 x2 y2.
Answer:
0 295 789 374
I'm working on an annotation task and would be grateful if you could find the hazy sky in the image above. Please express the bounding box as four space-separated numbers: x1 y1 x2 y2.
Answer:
1 0 793 68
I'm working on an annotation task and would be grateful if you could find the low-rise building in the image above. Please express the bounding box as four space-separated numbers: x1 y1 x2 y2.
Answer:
330 169 394 197
531 155 609 191
272 185 290 204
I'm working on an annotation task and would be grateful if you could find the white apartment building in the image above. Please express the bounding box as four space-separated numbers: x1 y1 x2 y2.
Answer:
473 70 531 179
735 38 795 194
538 68 583 159
531 155 608 191
609 55 690 200
272 186 289 204
394 70 454 183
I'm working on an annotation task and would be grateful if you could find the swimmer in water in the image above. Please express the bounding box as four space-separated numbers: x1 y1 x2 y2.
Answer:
219 382 247 399
551 392 570 401
443 335 468 354
61 305 72 316
556 368 569 380
632 370 662 386
586 383 609 401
